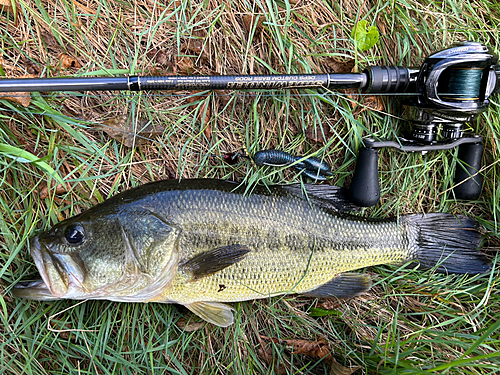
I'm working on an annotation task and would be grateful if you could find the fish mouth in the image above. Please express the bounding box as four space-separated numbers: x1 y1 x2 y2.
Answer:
11 279 59 300
12 236 69 300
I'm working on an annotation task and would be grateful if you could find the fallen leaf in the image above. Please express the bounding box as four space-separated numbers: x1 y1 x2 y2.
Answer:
243 14 264 34
330 361 361 375
0 92 30 107
326 58 355 73
175 318 205 332
317 299 341 310
24 57 41 75
0 282 12 303
285 337 334 364
164 163 176 179
39 29 59 51
146 49 171 67
258 336 289 374
39 181 70 199
0 73 36 106
198 99 211 139
97 113 165 148
57 210 65 222
186 90 208 104
58 53 81 69
361 94 384 112
0 0 14 14
174 55 194 75
182 39 204 55
262 336 359 373
179 39 208 64
187 91 212 138
346 89 384 117
306 124 332 144
262 336 333 364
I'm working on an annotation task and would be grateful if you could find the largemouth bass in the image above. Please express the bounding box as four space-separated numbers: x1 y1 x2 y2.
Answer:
13 179 490 326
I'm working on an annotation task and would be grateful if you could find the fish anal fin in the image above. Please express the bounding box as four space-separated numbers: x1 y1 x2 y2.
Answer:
185 301 234 327
303 273 372 299
180 244 251 281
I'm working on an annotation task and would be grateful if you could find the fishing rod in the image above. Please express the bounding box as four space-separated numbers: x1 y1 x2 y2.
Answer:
1 41 499 206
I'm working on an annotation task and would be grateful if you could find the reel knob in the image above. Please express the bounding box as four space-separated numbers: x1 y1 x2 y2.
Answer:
453 141 484 200
349 147 380 207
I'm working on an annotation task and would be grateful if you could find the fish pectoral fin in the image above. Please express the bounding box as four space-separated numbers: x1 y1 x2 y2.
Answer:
303 273 372 299
185 301 235 327
180 244 251 281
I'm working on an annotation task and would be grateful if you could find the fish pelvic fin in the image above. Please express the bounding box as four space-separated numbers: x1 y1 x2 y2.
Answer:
179 244 251 281
302 273 372 299
405 213 491 274
185 301 234 327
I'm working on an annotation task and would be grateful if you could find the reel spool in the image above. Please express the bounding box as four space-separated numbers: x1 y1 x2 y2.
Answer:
350 42 500 207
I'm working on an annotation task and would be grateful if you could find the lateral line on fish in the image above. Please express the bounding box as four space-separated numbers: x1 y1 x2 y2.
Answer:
291 236 318 295
12 179 491 327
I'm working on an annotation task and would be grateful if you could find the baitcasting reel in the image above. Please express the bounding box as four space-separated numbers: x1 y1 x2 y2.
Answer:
349 42 500 206
1 41 499 207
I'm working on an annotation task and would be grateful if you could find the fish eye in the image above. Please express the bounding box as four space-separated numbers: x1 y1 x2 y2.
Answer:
64 223 85 245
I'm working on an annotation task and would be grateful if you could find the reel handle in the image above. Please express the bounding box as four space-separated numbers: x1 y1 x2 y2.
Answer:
453 141 484 200
349 148 380 207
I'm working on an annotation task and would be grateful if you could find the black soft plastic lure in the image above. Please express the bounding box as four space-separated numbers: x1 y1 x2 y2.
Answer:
219 149 333 180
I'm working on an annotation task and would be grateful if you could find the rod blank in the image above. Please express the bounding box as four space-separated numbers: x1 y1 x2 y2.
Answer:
0 73 369 93
0 67 418 94
0 77 131 93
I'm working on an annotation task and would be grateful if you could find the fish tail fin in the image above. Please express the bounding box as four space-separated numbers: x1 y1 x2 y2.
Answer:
404 213 491 274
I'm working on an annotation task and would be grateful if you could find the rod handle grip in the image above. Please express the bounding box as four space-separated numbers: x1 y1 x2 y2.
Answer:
349 148 380 207
365 66 411 93
453 141 484 200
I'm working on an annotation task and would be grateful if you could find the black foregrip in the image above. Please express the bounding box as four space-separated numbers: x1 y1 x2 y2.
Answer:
365 66 411 93
349 148 380 207
453 142 484 200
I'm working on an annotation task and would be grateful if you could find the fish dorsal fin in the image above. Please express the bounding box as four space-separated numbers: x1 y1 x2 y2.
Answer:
282 184 361 213
303 273 372 299
180 244 251 281
185 301 235 327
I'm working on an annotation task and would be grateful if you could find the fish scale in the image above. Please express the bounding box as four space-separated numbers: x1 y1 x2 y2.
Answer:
13 179 490 327
157 189 410 304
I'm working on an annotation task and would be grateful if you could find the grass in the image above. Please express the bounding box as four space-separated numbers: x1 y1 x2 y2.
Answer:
1 0 500 373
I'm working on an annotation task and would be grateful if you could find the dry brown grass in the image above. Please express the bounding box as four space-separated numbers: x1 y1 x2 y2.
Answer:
1 0 499 374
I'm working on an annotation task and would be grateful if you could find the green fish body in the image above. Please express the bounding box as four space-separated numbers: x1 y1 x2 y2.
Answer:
13 179 490 326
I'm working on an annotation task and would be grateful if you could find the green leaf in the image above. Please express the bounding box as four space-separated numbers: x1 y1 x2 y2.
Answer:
309 308 341 317
0 143 64 184
351 20 379 52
